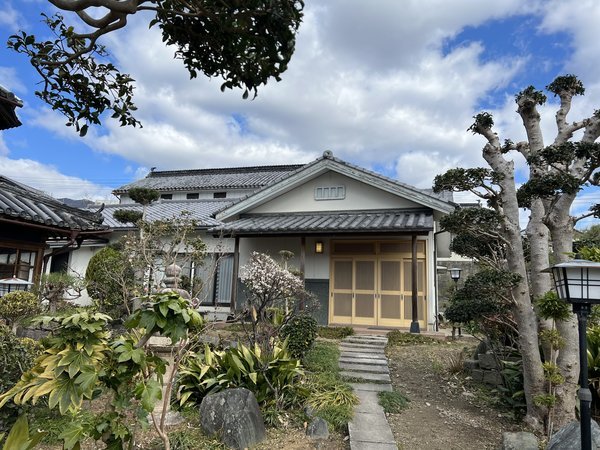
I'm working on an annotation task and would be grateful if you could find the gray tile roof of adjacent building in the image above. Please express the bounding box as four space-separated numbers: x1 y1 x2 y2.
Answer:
211 209 434 235
112 164 305 194
0 176 108 231
99 199 233 229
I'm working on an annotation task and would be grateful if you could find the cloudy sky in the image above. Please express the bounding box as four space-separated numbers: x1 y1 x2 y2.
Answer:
1 0 599 226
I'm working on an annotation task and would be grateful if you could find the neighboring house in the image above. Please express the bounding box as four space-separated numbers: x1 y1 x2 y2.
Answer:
65 151 456 331
0 176 110 295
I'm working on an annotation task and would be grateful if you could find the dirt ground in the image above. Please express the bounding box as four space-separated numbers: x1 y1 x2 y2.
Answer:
386 339 528 450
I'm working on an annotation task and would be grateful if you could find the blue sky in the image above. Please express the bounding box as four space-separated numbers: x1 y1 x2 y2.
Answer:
1 0 599 228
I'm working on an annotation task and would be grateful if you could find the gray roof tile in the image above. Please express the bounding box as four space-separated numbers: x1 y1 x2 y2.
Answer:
0 176 107 231
100 199 233 229
113 165 304 194
211 210 434 235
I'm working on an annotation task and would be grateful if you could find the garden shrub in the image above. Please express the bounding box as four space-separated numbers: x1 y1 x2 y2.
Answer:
387 330 438 346
317 326 354 339
378 390 410 413
85 246 134 314
280 315 318 358
177 339 303 407
0 325 43 433
0 291 40 331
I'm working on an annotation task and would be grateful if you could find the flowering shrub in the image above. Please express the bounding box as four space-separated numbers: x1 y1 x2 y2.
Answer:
0 291 40 331
240 252 317 352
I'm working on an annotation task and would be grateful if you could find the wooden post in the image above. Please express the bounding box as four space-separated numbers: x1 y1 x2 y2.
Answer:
410 235 420 333
230 236 240 313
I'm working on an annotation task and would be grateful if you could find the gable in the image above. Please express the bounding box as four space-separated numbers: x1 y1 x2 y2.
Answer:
249 171 422 214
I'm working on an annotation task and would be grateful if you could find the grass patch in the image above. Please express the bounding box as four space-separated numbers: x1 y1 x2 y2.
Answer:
303 341 358 431
378 390 410 413
317 326 354 340
387 330 439 347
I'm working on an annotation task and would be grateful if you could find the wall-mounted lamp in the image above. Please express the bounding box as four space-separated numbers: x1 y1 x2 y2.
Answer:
449 267 462 283
315 241 324 254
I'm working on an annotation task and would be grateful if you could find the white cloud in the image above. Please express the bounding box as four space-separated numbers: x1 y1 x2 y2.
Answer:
0 156 114 201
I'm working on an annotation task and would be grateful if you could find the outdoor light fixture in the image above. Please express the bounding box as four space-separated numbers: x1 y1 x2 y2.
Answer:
0 276 33 296
449 267 462 283
315 241 324 254
547 259 600 450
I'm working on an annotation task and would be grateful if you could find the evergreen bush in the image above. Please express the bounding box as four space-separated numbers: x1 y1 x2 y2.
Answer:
85 246 134 313
0 291 39 330
280 315 318 358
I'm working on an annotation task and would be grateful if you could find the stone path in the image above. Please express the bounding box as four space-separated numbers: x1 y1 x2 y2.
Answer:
340 334 397 450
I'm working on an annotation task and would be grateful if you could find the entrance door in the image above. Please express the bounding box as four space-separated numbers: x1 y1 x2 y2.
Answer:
330 258 377 325
378 259 403 326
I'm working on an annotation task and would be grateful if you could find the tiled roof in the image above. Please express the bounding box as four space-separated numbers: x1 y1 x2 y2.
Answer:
113 165 304 194
100 200 233 229
0 85 23 130
0 176 108 231
211 210 434 235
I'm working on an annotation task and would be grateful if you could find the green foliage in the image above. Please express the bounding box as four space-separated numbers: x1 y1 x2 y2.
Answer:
302 341 340 374
577 246 600 262
0 292 201 449
517 172 581 208
387 330 439 346
539 328 565 351
515 86 547 107
37 272 83 314
178 340 303 406
468 112 494 133
0 292 39 327
126 292 204 344
534 394 557 408
8 2 303 133
496 358 526 418
378 390 410 414
127 187 160 206
0 326 42 433
112 209 143 225
280 315 318 358
0 415 46 450
587 326 600 381
575 229 600 253
542 362 565 385
85 246 135 314
433 167 501 193
317 326 354 339
546 75 585 97
536 291 571 322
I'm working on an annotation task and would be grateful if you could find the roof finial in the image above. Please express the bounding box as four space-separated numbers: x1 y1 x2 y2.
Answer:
323 150 333 159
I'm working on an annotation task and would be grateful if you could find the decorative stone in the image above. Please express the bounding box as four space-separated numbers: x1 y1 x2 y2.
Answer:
478 352 500 370
306 417 329 440
471 369 484 382
463 359 479 371
482 370 503 386
160 263 191 299
502 431 538 450
199 388 266 449
547 420 600 449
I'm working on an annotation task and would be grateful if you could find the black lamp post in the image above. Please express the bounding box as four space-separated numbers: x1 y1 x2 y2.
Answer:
449 267 462 338
548 259 600 450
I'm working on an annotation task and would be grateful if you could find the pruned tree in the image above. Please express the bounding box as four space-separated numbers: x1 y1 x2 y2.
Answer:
434 74 600 430
8 0 304 135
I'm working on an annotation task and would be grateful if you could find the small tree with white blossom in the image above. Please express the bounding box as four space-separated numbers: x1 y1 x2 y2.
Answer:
240 252 316 353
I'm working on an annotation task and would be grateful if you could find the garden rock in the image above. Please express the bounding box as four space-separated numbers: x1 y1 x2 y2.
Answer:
547 420 600 449
502 431 538 450
199 388 266 449
477 352 499 370
306 417 329 440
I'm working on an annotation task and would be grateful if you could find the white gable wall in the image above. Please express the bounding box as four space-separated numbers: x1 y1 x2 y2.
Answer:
249 171 423 214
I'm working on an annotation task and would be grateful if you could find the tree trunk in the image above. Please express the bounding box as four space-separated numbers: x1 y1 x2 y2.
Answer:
548 214 579 427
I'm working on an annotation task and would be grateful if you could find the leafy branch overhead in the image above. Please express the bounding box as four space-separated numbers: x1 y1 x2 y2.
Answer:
8 0 304 135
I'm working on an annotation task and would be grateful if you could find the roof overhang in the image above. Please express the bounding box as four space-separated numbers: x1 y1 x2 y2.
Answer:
210 209 434 237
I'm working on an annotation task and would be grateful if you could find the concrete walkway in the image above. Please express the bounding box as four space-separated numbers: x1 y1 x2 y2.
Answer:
340 334 397 450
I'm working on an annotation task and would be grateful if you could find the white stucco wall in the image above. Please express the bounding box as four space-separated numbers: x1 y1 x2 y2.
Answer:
248 171 422 214
119 189 256 204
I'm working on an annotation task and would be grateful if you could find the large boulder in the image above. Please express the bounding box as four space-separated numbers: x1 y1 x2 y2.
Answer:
547 420 600 449
199 388 266 449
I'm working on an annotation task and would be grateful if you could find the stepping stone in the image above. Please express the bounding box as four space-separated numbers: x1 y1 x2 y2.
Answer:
340 345 385 354
351 442 398 450
350 383 393 392
339 362 389 374
339 357 388 366
348 411 396 445
339 351 387 360
354 390 385 414
340 371 391 382
341 342 386 350
345 337 387 346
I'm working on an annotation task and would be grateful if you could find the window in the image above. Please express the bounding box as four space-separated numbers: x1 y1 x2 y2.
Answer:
315 185 345 200
213 192 227 199
160 194 173 200
0 248 35 281
186 193 199 200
